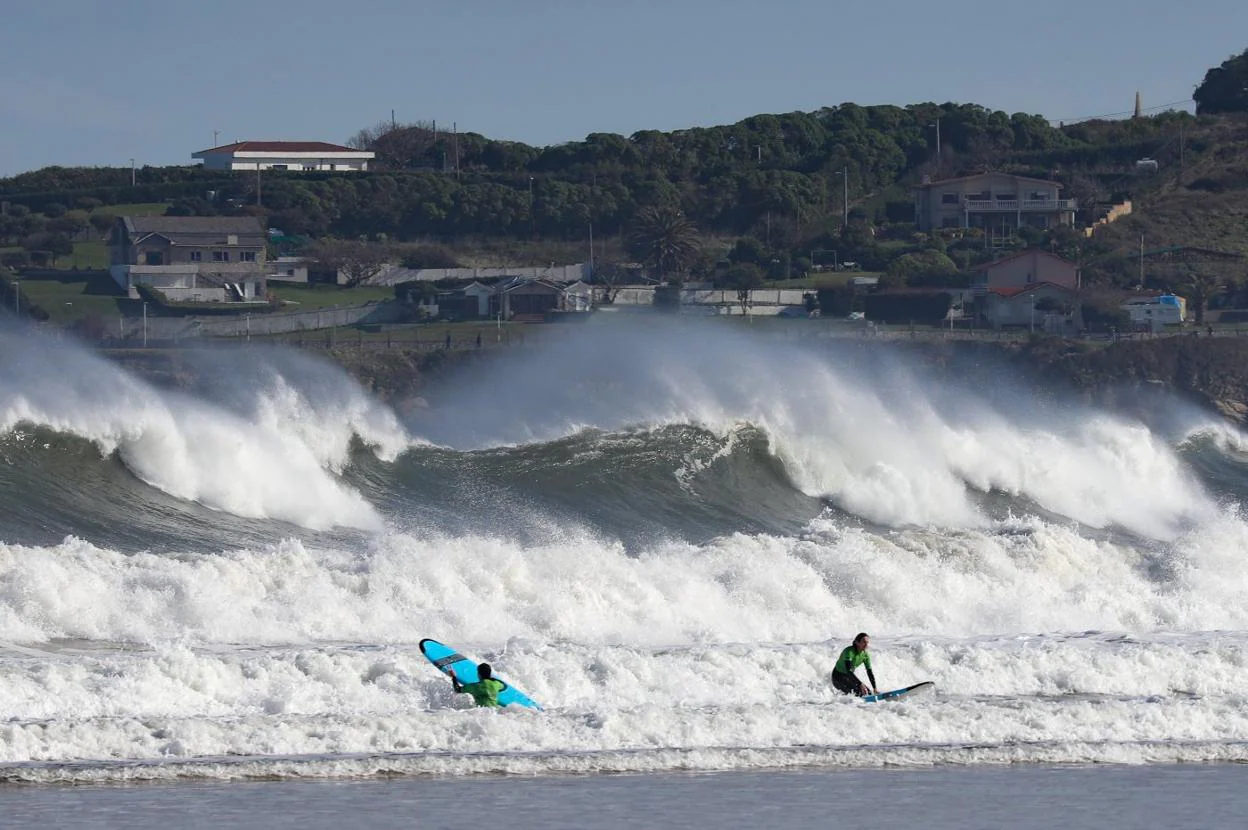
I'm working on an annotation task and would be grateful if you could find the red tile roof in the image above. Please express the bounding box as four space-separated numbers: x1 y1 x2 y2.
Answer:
987 282 1077 298
196 141 363 154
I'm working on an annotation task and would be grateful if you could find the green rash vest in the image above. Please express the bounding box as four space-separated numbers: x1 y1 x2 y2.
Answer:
834 646 873 678
454 677 506 708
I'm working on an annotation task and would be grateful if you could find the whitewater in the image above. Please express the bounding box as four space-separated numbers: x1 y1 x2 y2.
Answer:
2 316 1248 786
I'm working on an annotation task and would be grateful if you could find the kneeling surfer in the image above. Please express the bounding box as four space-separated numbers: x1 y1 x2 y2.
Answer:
449 662 506 708
831 632 877 696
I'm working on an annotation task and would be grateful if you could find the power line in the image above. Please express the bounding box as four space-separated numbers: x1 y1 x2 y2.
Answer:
1050 99 1193 125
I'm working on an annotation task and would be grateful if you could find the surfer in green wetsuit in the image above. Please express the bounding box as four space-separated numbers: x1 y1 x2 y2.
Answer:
449 662 506 708
831 633 877 697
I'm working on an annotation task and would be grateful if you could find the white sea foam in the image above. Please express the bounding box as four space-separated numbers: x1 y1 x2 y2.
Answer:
2 632 1248 781
413 318 1220 536
0 330 408 529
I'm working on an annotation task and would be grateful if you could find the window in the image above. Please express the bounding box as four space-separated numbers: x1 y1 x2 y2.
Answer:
144 252 164 265
941 193 959 205
240 251 257 262
213 251 229 262
190 250 202 262
303 164 316 171
329 164 337 171
271 164 288 171
286 268 295 276
996 192 1017 201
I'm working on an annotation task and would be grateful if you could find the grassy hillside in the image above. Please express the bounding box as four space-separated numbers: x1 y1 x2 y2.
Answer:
1092 117 1248 255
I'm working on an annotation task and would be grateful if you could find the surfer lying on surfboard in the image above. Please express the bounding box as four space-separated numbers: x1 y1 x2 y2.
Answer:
831 632 877 697
449 662 507 708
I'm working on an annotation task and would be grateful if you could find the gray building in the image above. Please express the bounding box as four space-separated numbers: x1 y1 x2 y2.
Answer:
110 216 268 303
913 172 1077 234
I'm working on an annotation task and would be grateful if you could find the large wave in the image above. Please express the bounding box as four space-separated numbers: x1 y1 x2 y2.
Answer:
5 315 1248 781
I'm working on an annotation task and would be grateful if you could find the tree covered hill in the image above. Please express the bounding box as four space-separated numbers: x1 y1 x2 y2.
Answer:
0 103 1190 244
7 42 1248 290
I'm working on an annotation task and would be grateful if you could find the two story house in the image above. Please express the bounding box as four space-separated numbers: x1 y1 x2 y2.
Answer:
110 216 268 303
914 173 1077 234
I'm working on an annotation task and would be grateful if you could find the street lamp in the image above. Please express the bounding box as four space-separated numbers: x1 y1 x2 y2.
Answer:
528 177 536 236
142 301 148 347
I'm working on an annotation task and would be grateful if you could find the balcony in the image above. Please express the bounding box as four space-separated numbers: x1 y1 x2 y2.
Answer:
963 199 1077 212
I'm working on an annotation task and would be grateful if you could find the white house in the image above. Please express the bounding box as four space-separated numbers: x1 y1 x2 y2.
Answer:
267 256 310 283
192 141 375 172
1123 293 1186 326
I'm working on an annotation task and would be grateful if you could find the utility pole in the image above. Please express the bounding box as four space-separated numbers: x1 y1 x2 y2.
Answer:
1139 234 1144 287
837 168 848 229
213 129 219 147
453 121 460 178
130 158 136 187
1179 123 1185 177
588 222 594 281
930 119 941 168
256 165 262 206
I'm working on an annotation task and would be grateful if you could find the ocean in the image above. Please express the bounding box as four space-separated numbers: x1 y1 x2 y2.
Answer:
2 315 1246 824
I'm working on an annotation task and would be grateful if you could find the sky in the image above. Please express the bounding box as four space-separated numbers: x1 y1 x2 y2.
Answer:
1 0 1246 177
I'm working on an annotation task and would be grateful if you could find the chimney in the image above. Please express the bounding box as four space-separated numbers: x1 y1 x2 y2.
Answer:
1134 91 1142 118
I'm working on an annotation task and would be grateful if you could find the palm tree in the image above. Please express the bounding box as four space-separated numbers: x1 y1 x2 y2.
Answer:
628 205 700 283
1180 271 1221 325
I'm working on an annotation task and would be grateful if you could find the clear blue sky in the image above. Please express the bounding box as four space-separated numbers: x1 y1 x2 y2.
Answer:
2 0 1245 177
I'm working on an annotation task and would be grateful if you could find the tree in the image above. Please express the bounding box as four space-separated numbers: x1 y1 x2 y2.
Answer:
1179 271 1222 325
1194 48 1248 114
722 263 765 314
886 249 959 283
591 261 640 304
46 233 74 265
628 205 700 282
165 197 218 217
305 239 395 287
349 120 439 170
48 210 89 238
88 212 117 240
399 244 462 270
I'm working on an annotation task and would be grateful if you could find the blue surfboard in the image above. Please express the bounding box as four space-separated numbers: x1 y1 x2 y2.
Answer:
862 681 934 703
419 638 543 711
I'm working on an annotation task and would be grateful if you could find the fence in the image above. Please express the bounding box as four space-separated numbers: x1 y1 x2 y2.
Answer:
111 302 404 342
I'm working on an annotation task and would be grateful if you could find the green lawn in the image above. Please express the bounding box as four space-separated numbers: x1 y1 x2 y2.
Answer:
269 282 396 309
5 272 134 323
104 203 167 216
762 271 884 289
68 241 109 269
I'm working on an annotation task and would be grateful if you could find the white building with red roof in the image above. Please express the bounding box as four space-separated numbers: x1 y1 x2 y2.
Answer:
192 141 375 172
